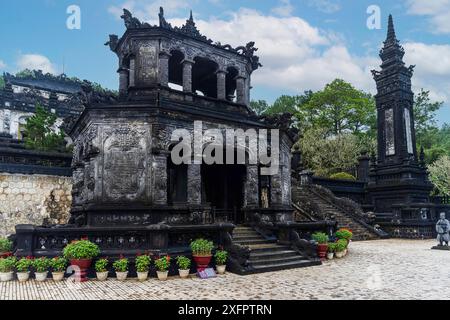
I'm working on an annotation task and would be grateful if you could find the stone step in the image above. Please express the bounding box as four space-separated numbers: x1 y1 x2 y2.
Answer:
233 239 276 246
249 255 307 267
249 251 301 262
250 259 321 273
247 244 292 252
233 235 262 241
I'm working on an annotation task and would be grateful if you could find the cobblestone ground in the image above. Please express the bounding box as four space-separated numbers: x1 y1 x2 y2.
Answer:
1 239 449 300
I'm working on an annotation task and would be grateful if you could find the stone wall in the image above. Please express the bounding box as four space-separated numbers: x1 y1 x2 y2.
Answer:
0 173 72 237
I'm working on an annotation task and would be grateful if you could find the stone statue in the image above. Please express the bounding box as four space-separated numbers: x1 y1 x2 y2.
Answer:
436 212 450 247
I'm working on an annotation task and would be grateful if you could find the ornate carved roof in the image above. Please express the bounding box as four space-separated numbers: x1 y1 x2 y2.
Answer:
116 7 262 71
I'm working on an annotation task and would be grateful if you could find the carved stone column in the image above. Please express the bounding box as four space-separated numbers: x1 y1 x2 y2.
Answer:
182 59 195 93
216 70 227 100
244 164 259 207
152 153 168 205
187 164 202 205
159 52 171 87
129 58 136 87
235 76 247 105
118 68 129 95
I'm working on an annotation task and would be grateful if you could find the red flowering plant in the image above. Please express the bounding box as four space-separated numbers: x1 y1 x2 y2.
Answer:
63 239 100 260
113 255 128 272
15 257 33 273
154 255 171 272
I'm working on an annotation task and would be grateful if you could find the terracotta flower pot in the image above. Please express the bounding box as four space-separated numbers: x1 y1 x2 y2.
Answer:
96 271 108 281
317 244 328 260
179 269 190 279
52 272 65 282
17 272 30 282
69 259 92 282
0 252 12 259
193 255 212 270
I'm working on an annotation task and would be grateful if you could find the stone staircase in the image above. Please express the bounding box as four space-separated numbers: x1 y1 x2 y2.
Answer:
232 226 321 274
292 185 383 241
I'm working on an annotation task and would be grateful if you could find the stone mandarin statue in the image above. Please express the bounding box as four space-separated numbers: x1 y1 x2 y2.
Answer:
436 212 450 247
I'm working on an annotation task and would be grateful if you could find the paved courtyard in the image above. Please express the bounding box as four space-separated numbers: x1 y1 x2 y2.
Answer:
1 239 449 300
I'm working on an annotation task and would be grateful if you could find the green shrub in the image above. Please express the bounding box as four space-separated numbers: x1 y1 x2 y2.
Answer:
15 257 32 272
0 238 13 252
63 239 100 260
113 257 128 272
33 257 50 273
329 172 356 181
155 256 171 272
327 243 337 253
95 258 109 273
190 239 214 256
0 257 17 272
335 239 348 252
50 257 68 272
176 256 191 270
335 228 353 241
312 232 329 244
135 255 152 272
215 250 228 265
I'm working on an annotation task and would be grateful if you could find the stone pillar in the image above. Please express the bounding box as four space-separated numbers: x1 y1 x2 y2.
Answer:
182 59 195 93
216 70 227 100
129 58 136 87
159 52 171 87
235 76 247 105
152 153 168 205
187 164 202 205
118 68 129 95
244 164 259 207
357 153 370 182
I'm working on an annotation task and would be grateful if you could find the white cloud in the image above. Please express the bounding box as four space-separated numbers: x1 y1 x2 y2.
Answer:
16 54 56 74
406 0 450 34
307 0 341 14
0 60 6 70
271 0 294 17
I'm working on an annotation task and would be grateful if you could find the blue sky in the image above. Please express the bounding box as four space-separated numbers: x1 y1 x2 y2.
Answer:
0 0 450 125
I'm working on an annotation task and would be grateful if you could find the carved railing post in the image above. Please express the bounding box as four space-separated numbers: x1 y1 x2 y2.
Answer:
182 59 195 93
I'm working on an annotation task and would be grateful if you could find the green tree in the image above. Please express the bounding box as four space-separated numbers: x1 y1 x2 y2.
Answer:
250 100 270 116
23 105 67 152
428 155 450 196
299 79 376 136
414 89 443 144
0 75 4 90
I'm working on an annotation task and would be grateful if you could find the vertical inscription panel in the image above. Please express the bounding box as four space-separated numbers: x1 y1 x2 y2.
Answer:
102 125 149 202
404 108 413 155
385 108 395 156
136 40 158 86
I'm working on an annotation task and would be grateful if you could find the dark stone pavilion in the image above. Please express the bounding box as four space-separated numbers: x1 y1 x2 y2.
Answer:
14 8 328 275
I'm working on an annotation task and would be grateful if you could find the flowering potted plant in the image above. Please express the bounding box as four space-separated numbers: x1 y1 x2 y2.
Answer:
154 256 171 281
327 243 336 260
50 257 67 282
176 256 191 279
33 257 50 282
135 254 151 281
113 256 128 281
0 257 16 282
312 232 329 260
95 258 109 281
15 257 33 282
335 239 348 258
0 238 13 258
190 239 214 270
63 239 100 282
214 250 228 274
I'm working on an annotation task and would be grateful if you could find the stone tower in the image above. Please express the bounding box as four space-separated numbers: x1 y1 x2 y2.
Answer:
368 15 433 213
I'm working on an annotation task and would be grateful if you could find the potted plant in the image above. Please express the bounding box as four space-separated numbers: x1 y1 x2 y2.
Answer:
335 228 353 242
190 239 214 270
312 232 329 260
113 256 128 281
33 257 50 282
50 257 67 282
154 256 171 281
176 256 191 279
214 250 228 274
335 239 348 258
63 239 100 282
135 254 151 281
15 257 32 282
327 243 336 260
95 258 109 281
0 238 13 258
0 257 16 282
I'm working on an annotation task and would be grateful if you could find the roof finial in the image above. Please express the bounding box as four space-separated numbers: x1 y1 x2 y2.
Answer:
189 10 194 22
387 14 397 42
